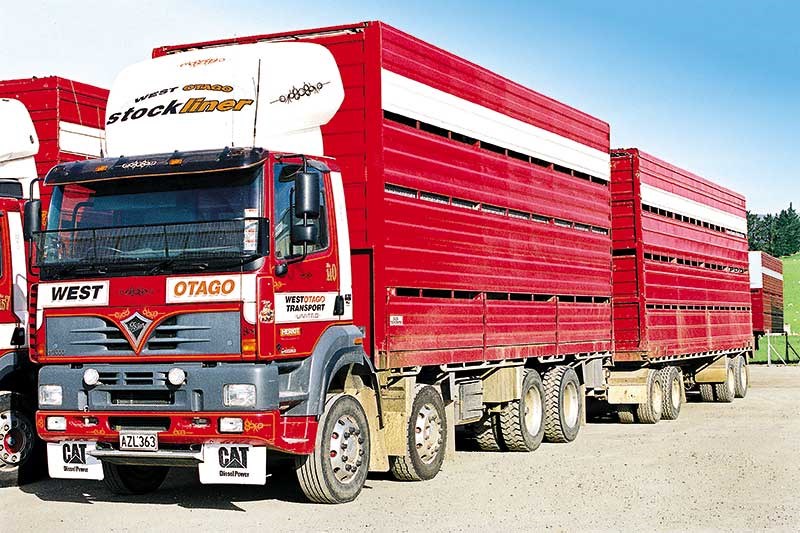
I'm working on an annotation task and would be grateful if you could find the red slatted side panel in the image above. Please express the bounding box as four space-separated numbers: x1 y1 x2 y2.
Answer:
612 149 752 359
750 289 765 333
378 27 612 368
610 153 643 356
0 77 108 177
760 252 784 333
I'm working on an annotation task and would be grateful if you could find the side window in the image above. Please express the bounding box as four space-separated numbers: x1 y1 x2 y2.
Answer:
274 164 329 259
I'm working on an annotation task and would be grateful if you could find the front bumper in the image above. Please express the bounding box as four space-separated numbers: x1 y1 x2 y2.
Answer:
36 410 318 455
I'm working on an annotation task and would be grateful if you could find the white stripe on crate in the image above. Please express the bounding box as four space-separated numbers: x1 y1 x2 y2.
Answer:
749 251 763 288
381 69 610 181
59 121 105 157
640 183 747 234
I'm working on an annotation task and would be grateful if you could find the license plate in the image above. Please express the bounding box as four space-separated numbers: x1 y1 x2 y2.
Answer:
119 431 159 451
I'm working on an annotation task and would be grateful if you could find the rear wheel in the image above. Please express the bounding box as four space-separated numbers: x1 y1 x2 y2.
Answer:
617 405 636 424
657 367 682 420
733 355 749 398
0 392 37 486
390 385 447 481
102 463 169 495
496 370 545 452
636 369 663 424
699 383 715 402
713 359 736 403
462 414 502 452
296 394 370 503
543 366 582 443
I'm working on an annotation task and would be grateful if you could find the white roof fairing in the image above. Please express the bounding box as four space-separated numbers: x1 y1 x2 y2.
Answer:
104 42 345 157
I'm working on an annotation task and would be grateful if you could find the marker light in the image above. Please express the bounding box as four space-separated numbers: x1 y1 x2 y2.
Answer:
219 417 244 433
39 385 63 407
168 367 186 386
223 384 256 407
46 416 67 431
83 368 100 386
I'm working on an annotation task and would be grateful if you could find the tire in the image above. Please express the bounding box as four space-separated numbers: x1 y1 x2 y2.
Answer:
390 385 447 481
733 355 749 399
295 394 370 503
543 366 582 443
102 463 169 495
657 367 682 420
699 383 715 402
636 369 663 424
617 405 636 424
496 370 545 452
714 359 736 403
463 414 502 452
0 392 37 487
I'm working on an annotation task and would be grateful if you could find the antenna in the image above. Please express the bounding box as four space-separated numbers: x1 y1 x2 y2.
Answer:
252 59 261 147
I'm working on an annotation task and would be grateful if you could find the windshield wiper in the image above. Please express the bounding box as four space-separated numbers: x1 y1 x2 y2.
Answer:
148 258 210 275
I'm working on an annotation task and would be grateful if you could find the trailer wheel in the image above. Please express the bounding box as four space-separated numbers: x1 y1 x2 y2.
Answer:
616 405 636 424
635 369 663 424
698 383 715 402
0 392 37 486
657 367 682 420
390 385 446 481
497 370 545 452
102 463 169 495
733 355 749 398
296 394 370 503
462 414 502 452
713 359 736 403
543 366 582 443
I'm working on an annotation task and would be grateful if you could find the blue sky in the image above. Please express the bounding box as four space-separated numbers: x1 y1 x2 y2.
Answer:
1 1 797 213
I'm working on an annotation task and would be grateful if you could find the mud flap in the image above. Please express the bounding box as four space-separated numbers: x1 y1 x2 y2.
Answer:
46 441 104 480
198 444 267 485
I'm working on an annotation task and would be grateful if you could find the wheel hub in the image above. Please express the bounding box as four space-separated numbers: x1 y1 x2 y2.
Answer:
652 380 663 418
415 403 442 465
328 414 365 484
671 377 681 409
563 382 579 428
0 410 34 469
523 387 543 435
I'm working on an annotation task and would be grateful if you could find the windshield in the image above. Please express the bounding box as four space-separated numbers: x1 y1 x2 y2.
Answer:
38 166 263 278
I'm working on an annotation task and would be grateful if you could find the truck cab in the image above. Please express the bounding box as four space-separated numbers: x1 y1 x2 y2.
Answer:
0 98 40 483
33 42 376 502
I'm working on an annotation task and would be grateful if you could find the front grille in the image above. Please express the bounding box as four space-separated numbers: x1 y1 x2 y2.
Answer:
110 390 174 406
47 311 240 356
97 371 164 387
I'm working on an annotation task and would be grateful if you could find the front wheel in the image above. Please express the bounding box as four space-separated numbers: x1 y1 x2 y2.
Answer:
390 385 447 481
733 355 749 398
295 394 370 503
0 392 37 486
102 463 169 495
496 369 545 452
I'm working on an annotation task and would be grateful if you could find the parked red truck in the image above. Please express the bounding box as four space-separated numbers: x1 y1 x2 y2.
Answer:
0 77 107 484
30 22 751 503
749 251 784 335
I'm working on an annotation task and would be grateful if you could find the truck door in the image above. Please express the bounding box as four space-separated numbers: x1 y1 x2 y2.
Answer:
270 160 340 358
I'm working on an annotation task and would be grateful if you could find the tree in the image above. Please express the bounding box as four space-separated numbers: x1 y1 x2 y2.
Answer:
772 203 800 256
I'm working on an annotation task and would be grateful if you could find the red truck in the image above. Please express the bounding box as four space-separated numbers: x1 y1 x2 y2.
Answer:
749 251 784 335
610 148 752 415
30 22 751 503
0 77 107 484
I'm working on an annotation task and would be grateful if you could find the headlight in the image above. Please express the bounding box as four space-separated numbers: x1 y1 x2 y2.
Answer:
223 384 256 407
83 368 100 386
39 385 63 406
168 367 186 386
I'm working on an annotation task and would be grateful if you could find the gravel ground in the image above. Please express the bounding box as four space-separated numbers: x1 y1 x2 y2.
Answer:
2 365 798 532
